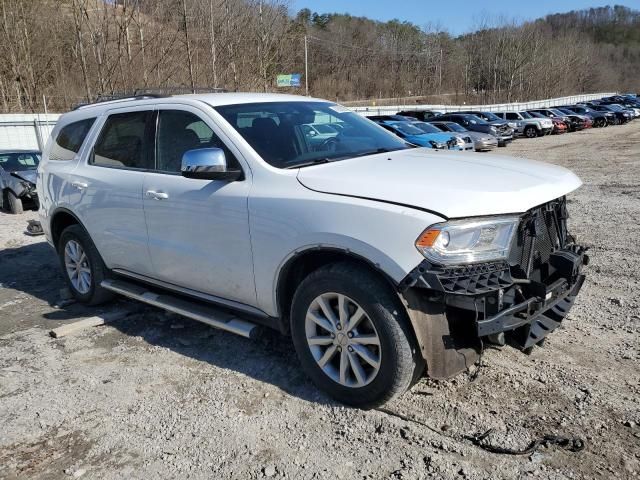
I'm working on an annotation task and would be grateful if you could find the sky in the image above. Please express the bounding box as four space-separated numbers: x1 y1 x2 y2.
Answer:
292 0 640 35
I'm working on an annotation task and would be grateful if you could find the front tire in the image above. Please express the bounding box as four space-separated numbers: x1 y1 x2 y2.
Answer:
7 191 23 214
524 126 538 138
290 262 421 408
57 225 114 305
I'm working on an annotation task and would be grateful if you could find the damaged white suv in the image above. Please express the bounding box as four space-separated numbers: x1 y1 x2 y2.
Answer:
38 93 588 407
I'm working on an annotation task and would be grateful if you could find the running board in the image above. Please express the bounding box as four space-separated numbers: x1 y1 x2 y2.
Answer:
100 279 259 339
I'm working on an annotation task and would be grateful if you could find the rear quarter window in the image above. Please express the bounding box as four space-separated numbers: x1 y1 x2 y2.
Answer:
49 118 96 161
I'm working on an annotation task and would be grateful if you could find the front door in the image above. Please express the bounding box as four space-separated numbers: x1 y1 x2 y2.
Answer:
142 105 256 306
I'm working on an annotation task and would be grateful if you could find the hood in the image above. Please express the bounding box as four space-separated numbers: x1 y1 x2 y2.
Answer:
297 148 582 219
10 170 37 185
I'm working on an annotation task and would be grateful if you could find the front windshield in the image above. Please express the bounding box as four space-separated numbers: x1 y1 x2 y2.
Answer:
608 104 623 111
215 101 410 168
529 112 546 118
441 122 466 132
413 122 441 134
0 152 40 172
480 112 501 121
465 115 488 125
391 122 427 136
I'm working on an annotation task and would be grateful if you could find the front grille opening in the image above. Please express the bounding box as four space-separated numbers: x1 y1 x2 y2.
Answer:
508 197 568 282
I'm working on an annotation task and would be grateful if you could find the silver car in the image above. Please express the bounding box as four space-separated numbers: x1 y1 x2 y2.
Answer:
428 121 498 152
495 112 553 138
0 150 40 214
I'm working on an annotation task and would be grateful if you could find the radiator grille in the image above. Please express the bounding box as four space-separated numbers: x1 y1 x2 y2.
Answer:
508 198 568 280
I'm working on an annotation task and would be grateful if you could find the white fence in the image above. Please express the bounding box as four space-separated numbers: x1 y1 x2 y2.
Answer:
0 114 60 151
351 93 618 116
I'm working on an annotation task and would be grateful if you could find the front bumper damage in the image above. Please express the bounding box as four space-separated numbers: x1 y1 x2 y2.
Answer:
399 197 588 379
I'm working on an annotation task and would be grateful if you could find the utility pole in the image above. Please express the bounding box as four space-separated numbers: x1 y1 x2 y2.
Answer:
304 35 309 96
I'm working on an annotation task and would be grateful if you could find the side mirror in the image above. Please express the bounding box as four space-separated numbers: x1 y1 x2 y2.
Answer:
181 148 242 181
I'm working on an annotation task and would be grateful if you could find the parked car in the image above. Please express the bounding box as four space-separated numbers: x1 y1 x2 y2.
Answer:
411 121 473 151
527 111 568 134
396 110 444 121
428 113 511 146
494 111 553 138
428 120 498 151
0 150 41 214
589 105 632 125
373 120 457 149
559 105 610 128
38 93 588 407
455 111 515 146
301 123 340 150
554 108 594 128
604 103 640 119
528 109 587 132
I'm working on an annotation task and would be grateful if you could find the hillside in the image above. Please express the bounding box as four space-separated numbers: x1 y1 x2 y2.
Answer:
0 1 638 112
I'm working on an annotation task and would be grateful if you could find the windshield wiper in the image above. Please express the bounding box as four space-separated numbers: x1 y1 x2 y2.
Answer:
351 147 408 158
284 158 331 169
285 147 410 169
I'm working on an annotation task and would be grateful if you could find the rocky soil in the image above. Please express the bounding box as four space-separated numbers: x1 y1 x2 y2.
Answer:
0 123 639 479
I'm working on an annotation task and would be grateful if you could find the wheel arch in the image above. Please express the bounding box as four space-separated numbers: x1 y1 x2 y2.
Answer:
275 247 400 334
50 208 86 250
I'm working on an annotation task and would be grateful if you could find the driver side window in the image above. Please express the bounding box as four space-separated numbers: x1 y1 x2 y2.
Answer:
155 110 239 173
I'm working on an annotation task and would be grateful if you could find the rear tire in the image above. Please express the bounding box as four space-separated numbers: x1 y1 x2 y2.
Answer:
290 262 421 408
57 225 114 305
7 191 23 214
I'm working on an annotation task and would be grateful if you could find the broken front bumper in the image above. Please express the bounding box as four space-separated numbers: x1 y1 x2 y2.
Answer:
475 273 585 349
399 197 588 377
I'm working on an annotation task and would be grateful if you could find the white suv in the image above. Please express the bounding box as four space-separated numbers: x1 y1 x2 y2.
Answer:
38 93 588 407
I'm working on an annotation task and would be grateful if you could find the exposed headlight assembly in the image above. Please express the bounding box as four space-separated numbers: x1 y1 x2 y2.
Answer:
416 216 519 265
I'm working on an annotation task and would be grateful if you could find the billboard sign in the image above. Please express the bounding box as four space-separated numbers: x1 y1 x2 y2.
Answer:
276 74 302 87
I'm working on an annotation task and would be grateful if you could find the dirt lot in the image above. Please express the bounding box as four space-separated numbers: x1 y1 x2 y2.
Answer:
1 123 639 480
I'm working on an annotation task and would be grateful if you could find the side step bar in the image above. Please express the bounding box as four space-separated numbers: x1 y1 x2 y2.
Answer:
101 279 259 339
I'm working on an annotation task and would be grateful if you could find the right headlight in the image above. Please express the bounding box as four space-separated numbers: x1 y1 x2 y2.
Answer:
415 216 519 265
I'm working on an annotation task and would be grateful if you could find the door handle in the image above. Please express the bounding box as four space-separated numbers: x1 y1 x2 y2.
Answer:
71 181 88 190
146 190 169 200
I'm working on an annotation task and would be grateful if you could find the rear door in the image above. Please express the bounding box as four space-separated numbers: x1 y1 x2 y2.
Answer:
141 104 256 306
39 118 95 217
69 107 155 275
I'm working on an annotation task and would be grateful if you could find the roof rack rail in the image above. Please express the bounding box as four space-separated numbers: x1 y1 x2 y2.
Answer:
73 86 227 110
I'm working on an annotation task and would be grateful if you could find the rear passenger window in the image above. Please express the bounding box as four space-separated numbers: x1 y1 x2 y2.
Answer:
49 118 95 161
155 110 238 173
92 111 153 169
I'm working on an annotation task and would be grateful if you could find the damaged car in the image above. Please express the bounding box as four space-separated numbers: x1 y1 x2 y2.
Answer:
39 93 588 407
0 150 40 214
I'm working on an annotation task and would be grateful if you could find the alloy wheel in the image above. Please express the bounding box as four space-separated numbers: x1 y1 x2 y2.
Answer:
64 239 92 294
304 293 381 388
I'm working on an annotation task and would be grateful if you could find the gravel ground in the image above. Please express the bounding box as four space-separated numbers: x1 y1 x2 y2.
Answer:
0 123 639 480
